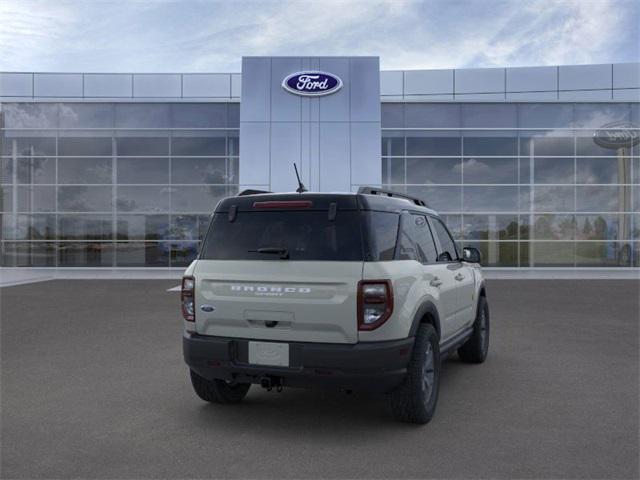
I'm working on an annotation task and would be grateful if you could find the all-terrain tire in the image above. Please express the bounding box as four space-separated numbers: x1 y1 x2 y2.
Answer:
387 323 440 425
457 295 489 364
189 370 251 404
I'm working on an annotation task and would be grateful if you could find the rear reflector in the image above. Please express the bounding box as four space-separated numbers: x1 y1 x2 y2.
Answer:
253 200 312 209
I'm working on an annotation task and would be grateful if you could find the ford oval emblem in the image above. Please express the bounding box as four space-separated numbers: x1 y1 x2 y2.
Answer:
282 71 343 97
200 305 215 312
593 122 639 149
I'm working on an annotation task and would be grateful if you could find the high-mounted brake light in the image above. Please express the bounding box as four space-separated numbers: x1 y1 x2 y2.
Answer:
181 276 195 322
253 200 312 209
357 280 394 331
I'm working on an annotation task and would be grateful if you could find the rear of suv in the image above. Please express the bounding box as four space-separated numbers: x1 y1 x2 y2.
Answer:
182 187 489 424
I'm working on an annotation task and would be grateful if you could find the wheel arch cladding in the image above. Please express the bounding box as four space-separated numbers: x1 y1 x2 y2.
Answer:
409 302 441 339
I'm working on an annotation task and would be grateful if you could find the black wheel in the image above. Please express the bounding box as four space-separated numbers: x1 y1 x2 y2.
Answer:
189 370 251 404
458 295 489 364
387 323 440 424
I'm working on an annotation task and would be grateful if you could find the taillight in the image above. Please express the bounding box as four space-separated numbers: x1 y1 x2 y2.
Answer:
357 280 393 331
181 276 195 322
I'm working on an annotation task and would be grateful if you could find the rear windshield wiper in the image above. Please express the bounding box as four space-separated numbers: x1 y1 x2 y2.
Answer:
248 247 290 259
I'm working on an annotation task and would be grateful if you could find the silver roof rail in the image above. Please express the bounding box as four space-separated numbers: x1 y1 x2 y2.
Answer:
357 186 428 208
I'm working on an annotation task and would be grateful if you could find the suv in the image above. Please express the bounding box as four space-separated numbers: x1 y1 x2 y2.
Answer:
182 187 489 424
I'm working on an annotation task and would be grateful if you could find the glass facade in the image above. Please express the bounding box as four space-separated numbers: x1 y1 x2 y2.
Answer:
382 103 639 267
0 103 239 267
1 100 638 268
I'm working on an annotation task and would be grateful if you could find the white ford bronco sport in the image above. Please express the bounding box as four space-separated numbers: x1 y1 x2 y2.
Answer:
182 187 489 424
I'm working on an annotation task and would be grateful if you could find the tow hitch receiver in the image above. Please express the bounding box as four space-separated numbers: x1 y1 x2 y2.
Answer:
260 376 283 392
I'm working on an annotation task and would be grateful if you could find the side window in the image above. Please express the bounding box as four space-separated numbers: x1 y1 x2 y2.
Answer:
397 213 437 263
431 217 458 262
366 211 400 261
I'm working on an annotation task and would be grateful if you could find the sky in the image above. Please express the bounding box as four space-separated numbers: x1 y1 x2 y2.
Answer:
0 0 638 73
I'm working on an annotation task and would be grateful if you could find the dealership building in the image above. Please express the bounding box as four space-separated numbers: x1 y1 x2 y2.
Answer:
0 57 638 271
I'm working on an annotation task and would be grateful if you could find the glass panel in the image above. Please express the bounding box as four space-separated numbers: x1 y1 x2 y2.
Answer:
462 158 518 184
171 185 231 212
0 158 12 184
2 104 59 128
533 158 574 184
114 104 171 128
520 135 574 156
115 242 169 267
633 215 640 240
171 158 228 184
404 104 461 128
227 133 239 157
170 241 199 267
171 135 226 156
228 104 240 127
633 158 639 184
2 214 56 240
533 186 575 212
116 186 170 213
58 137 112 156
575 242 632 267
17 186 56 212
381 133 404 156
517 104 573 129
519 214 531 240
58 242 114 267
58 158 112 184
463 137 518 156
462 215 519 240
406 134 461 156
461 104 517 128
405 186 462 212
519 157 531 184
533 214 576 240
58 215 112 240
382 158 405 184
406 158 461 184
576 214 632 241
576 157 630 184
116 136 168 156
573 104 631 128
1 186 12 211
168 215 200 241
17 157 56 184
381 104 404 128
1 137 56 156
576 186 626 212
463 186 519 212
531 241 575 266
171 104 228 128
116 157 169 184
59 104 114 128
1 242 56 267
58 186 111 212
116 214 169 240
576 136 626 157
461 241 518 267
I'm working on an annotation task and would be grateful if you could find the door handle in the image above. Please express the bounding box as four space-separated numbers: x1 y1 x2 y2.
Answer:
454 273 465 281
430 277 443 287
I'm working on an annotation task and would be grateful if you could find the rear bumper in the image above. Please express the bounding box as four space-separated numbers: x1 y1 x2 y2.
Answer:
183 332 414 393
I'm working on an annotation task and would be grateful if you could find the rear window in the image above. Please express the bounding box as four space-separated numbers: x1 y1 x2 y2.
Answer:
201 211 364 261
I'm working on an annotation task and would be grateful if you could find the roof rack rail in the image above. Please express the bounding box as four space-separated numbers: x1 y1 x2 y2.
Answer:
357 186 428 207
238 189 272 196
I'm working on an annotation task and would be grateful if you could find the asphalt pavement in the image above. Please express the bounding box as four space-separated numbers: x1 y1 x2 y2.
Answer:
1 279 638 479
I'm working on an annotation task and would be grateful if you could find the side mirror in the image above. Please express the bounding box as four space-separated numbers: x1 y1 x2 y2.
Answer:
462 247 482 264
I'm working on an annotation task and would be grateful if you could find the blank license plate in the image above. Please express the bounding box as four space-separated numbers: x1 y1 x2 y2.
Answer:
248 341 289 367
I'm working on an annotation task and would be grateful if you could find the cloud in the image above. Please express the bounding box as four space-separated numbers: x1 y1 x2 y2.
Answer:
0 0 637 72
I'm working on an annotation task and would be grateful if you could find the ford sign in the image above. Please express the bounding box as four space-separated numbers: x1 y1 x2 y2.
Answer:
593 122 640 149
282 71 343 97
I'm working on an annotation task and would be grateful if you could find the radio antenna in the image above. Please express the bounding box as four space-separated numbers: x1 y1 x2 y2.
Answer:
293 163 308 193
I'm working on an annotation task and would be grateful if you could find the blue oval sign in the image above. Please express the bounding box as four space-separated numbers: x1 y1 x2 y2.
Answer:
593 121 639 149
282 71 343 97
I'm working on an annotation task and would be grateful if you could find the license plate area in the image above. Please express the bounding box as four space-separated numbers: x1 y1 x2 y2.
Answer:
248 341 290 367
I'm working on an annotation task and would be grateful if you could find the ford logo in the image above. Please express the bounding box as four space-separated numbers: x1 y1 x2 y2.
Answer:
282 71 343 97
593 122 639 149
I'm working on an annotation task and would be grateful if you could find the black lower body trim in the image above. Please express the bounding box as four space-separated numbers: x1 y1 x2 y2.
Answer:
440 326 474 356
183 332 414 393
